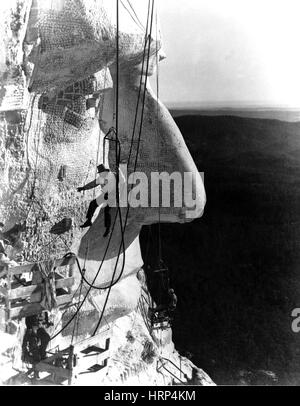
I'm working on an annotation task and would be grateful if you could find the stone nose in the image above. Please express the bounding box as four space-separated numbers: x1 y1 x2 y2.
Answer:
146 87 206 220
78 78 206 265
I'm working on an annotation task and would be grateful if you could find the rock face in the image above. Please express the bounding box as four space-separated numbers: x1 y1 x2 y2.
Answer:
0 0 209 385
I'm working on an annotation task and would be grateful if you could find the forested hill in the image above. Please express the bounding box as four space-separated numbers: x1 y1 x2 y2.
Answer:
141 115 300 385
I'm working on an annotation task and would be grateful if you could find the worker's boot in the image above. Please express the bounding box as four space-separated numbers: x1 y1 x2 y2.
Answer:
103 227 110 237
80 199 98 228
80 219 92 229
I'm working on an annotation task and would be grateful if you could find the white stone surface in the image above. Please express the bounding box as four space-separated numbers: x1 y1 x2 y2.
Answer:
0 0 210 386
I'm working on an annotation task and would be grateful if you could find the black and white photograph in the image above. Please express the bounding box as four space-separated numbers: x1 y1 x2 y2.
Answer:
0 0 299 390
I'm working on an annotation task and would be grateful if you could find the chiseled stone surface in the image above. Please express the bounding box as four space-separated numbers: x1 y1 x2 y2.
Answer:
0 0 210 385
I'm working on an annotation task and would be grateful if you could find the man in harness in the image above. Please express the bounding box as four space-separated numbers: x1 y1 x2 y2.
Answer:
22 314 51 376
77 164 125 237
149 287 178 327
167 288 177 318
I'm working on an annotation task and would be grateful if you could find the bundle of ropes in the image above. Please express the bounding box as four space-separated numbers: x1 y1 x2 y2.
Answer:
50 0 159 342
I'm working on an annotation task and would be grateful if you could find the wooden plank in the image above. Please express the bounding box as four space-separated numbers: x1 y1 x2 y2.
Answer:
56 277 74 290
77 358 108 376
40 349 72 365
9 294 73 319
10 303 42 319
56 256 76 268
35 376 64 386
9 285 38 300
49 338 109 370
35 362 71 379
8 256 76 276
77 352 109 372
7 264 35 275
56 294 73 306
9 277 74 300
73 333 110 354
11 289 67 305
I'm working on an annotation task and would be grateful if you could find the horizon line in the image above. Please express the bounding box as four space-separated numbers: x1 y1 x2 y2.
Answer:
165 101 300 110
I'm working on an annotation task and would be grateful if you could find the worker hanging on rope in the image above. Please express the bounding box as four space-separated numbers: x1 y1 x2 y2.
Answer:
148 265 178 327
150 287 177 319
77 164 126 237
22 313 51 377
167 288 177 319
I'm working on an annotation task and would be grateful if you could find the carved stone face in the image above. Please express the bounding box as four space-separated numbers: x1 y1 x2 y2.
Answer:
0 0 205 292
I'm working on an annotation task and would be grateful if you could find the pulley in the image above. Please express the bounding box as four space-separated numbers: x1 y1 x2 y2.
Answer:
102 127 121 167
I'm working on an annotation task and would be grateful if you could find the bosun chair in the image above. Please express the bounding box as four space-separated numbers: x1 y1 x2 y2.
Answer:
149 264 173 331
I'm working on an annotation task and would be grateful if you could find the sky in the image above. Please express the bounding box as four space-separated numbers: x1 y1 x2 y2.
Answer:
157 0 300 108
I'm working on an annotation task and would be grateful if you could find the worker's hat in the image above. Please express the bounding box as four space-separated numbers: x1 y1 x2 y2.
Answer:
97 164 109 173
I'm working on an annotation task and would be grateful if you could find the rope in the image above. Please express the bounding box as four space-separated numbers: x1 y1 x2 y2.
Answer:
138 298 151 334
50 172 127 339
91 0 156 336
51 0 155 341
158 362 186 385
82 67 110 281
92 0 156 335
88 0 154 312
126 0 146 31
81 66 110 279
155 6 162 267
120 0 145 33
25 96 43 221
127 0 152 167
94 66 109 198
71 269 85 345
74 2 129 293
51 280 83 335
91 0 124 336
49 226 123 340
159 356 187 379
51 0 125 339
24 93 37 191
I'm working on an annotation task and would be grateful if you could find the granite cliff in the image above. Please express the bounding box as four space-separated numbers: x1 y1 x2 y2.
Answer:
0 0 211 386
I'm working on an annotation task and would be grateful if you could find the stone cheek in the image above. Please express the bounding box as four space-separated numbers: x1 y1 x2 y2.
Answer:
0 111 28 221
0 1 31 111
0 90 106 262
